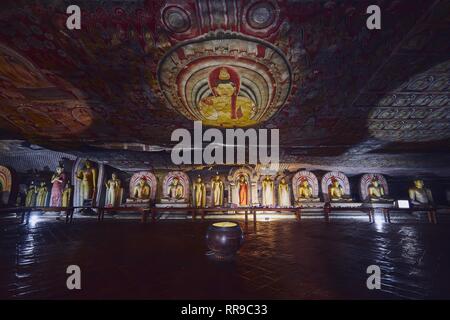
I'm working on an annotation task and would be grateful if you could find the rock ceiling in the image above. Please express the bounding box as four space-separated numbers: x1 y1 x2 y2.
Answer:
0 0 449 175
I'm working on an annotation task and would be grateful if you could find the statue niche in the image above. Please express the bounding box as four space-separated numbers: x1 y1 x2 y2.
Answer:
125 171 156 207
227 167 257 207
157 171 190 208
72 159 104 208
292 171 320 204
321 172 352 202
359 174 393 203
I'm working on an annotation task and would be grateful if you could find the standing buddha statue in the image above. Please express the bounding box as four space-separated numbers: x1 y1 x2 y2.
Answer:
105 173 122 207
238 175 248 206
278 177 291 207
36 182 48 207
211 173 224 207
262 176 275 207
76 160 97 203
193 176 206 208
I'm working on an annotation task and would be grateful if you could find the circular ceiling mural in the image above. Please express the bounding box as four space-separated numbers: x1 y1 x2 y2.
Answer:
157 32 292 128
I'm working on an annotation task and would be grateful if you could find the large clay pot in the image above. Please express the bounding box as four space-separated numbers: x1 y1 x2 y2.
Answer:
206 222 244 260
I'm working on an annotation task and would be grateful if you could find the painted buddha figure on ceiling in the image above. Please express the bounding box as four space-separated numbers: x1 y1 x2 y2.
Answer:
199 66 256 127
409 179 433 206
368 177 392 202
297 179 319 202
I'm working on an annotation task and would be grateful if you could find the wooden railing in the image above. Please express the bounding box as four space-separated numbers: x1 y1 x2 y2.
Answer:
1 203 444 228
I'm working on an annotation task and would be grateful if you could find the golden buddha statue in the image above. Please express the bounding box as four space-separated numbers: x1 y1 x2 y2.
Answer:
62 180 72 207
278 177 291 207
368 178 392 202
105 173 122 207
193 176 206 208
76 160 97 202
199 66 256 127
297 179 319 202
262 176 275 207
25 181 37 207
36 182 48 207
329 178 351 201
168 177 184 200
132 178 151 200
409 179 433 206
238 175 248 206
211 173 224 207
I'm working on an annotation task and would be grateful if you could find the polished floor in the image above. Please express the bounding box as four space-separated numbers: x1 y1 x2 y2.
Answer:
1 214 450 299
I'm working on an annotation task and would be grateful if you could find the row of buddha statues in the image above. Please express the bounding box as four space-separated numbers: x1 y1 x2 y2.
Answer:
18 161 436 209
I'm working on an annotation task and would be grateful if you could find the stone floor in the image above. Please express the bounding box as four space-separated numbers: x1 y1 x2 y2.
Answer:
1 214 450 300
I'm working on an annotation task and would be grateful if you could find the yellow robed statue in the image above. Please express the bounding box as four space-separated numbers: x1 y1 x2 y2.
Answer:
193 176 206 208
211 173 224 206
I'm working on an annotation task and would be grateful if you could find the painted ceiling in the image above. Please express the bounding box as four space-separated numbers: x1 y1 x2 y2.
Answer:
0 0 449 174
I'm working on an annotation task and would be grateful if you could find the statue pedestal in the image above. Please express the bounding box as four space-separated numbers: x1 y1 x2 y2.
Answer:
124 199 151 208
156 198 189 208
362 202 394 209
297 201 324 209
330 202 362 208
155 202 189 208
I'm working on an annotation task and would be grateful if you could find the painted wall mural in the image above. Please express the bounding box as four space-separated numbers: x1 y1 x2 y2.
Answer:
0 165 13 205
0 0 448 172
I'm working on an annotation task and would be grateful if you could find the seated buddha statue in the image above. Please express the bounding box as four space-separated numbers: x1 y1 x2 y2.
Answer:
128 178 151 202
168 177 185 201
329 179 351 202
198 66 256 127
368 178 392 202
297 179 319 202
409 179 433 206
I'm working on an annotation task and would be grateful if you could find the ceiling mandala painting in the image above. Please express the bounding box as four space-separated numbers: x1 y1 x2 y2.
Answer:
0 0 448 174
156 0 294 127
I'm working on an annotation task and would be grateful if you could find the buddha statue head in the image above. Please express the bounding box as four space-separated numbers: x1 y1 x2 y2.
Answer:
280 177 286 184
111 173 118 180
40 181 46 188
239 175 246 183
331 178 340 188
56 166 63 174
138 177 147 187
196 176 202 183
372 178 379 187
85 160 92 169
301 179 310 188
414 179 424 189
172 177 180 185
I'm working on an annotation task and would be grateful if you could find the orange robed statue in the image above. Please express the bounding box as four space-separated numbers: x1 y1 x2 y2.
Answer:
238 175 248 206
